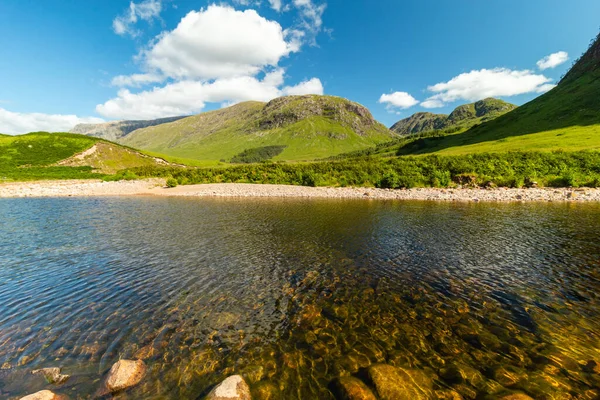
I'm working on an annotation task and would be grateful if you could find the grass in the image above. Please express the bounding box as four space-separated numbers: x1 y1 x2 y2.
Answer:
0 131 178 181
397 65 600 156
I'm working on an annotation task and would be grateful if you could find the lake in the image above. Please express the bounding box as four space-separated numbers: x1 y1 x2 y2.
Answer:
0 197 599 399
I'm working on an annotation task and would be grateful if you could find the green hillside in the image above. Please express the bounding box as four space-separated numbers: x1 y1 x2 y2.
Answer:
121 95 396 163
398 34 600 155
390 98 516 136
0 132 172 181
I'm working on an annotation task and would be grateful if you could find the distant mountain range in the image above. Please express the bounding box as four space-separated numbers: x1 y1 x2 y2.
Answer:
390 98 516 136
70 116 187 142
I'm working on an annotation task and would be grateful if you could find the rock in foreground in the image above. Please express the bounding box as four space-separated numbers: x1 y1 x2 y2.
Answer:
20 390 66 400
206 375 251 400
32 367 70 385
105 359 146 392
368 364 433 400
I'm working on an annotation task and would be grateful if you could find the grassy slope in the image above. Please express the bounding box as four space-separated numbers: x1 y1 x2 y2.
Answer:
399 64 600 155
0 132 173 181
122 96 395 162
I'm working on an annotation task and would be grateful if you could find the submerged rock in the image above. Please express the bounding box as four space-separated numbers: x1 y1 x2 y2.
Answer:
32 367 70 385
105 359 147 392
368 364 433 400
498 394 534 400
332 376 377 400
206 375 251 400
19 390 66 400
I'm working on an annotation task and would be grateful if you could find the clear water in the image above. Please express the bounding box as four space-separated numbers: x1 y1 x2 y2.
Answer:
0 197 599 399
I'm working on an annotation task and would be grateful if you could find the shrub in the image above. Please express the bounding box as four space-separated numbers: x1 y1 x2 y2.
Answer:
166 177 178 188
377 171 400 189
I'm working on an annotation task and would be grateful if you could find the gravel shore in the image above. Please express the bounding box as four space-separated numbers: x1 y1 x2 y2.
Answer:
1 179 600 202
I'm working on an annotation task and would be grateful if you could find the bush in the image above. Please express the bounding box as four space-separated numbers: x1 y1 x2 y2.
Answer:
166 177 178 188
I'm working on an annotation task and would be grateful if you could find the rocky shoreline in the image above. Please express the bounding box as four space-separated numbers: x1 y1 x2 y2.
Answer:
1 179 600 202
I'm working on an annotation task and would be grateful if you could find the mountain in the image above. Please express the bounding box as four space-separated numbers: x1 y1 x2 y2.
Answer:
390 98 516 136
0 132 174 180
399 33 600 155
70 116 186 142
121 95 396 162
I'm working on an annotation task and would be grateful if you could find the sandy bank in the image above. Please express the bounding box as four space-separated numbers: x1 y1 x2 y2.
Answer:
1 179 600 202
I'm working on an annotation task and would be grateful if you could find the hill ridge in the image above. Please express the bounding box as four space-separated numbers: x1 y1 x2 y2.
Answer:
391 98 516 136
121 94 396 163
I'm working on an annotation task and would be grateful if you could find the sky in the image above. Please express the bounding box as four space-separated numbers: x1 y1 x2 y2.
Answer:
1 0 599 134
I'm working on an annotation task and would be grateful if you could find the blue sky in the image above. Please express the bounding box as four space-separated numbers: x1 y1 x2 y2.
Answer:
1 0 599 134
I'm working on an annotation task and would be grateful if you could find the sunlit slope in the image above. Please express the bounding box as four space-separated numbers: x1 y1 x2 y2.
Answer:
399 34 600 155
122 95 396 162
0 132 172 179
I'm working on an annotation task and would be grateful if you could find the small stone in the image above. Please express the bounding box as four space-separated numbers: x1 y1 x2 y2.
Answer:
332 376 377 400
434 389 463 400
19 390 66 400
105 359 146 392
207 375 251 400
32 367 70 385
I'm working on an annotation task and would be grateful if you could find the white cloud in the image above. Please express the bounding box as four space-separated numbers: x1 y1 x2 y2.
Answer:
537 51 569 70
100 5 324 120
268 0 283 11
293 0 326 44
111 72 164 87
113 0 162 37
0 108 104 135
378 92 419 112
420 99 445 109
282 77 324 96
136 5 297 81
96 75 324 120
422 68 553 107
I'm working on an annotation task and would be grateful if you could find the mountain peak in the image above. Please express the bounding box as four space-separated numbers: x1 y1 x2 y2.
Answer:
391 98 516 136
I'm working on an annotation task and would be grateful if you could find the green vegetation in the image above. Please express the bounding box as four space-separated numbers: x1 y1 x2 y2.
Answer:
0 132 105 181
121 95 396 162
390 98 516 136
0 131 175 181
166 177 178 188
397 35 600 155
121 151 600 189
230 145 287 163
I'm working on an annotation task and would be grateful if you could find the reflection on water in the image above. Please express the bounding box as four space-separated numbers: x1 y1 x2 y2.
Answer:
0 197 599 399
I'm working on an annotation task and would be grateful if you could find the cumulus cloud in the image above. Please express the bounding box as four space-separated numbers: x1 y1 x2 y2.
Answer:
96 75 324 120
378 92 419 111
282 77 324 96
113 0 162 37
100 5 324 120
420 99 445 109
537 51 569 70
111 72 164 87
422 68 553 107
0 108 104 135
137 5 297 81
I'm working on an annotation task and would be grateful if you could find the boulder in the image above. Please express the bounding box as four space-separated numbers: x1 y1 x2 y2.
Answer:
332 376 377 400
368 364 433 400
19 390 65 400
206 375 251 400
105 359 147 392
32 367 70 385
